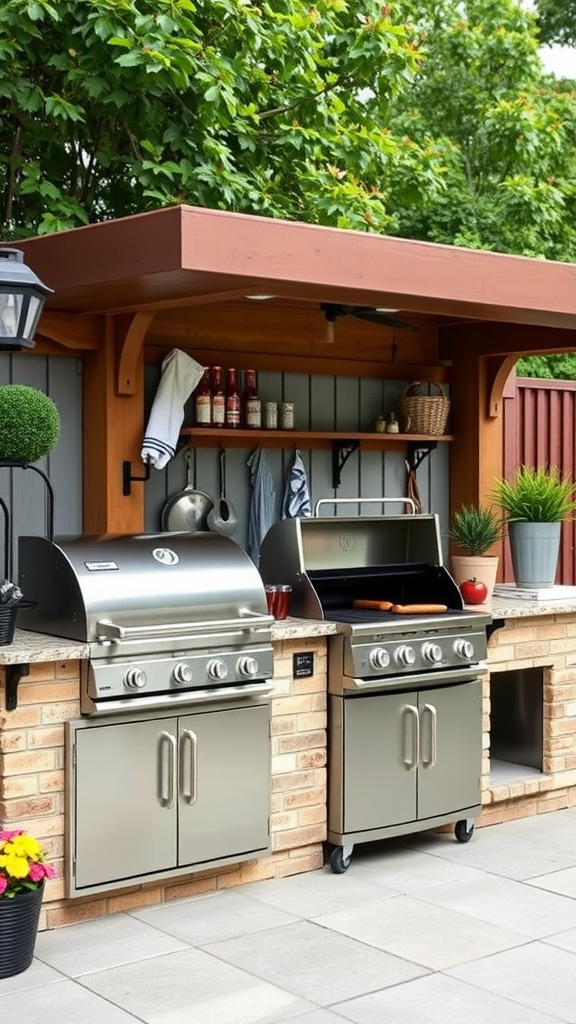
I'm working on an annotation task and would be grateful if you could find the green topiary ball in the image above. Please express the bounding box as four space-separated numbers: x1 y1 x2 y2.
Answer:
0 385 60 462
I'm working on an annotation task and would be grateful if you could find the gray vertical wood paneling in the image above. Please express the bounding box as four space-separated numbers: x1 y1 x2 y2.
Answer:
0 354 82 581
143 367 452 558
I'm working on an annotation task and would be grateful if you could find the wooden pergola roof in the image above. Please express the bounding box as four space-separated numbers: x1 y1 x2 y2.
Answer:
14 205 576 331
6 205 576 537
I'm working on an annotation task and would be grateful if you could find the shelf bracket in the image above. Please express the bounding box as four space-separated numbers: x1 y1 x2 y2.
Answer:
5 663 29 712
332 440 360 489
122 459 151 497
406 441 437 473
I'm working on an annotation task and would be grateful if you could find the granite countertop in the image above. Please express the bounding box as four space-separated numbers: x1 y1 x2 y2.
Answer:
0 620 337 665
270 617 339 641
0 629 89 664
485 597 576 620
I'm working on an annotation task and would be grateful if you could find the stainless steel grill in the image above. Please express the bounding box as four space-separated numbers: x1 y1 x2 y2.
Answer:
260 502 492 873
18 533 274 715
18 532 277 897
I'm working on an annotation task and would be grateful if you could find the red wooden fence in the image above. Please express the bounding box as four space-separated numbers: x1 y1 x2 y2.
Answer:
502 371 576 585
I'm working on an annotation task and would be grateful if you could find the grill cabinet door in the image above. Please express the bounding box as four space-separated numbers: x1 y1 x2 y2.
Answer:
71 718 178 890
417 680 482 820
336 692 418 834
178 702 270 866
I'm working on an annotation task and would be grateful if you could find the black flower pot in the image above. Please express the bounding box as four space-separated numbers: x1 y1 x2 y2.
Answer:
0 884 44 978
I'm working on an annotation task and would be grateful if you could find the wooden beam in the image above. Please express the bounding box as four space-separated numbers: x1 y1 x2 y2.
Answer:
440 321 576 358
35 311 101 350
82 316 145 534
487 355 518 418
114 311 156 395
449 351 505 571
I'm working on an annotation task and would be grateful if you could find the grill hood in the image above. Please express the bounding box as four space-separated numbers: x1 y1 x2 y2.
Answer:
259 514 463 620
18 533 269 643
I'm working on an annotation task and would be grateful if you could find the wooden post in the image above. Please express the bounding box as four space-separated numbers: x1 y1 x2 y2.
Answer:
82 316 145 534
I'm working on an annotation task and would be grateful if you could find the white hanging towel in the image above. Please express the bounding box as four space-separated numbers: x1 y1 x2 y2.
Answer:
282 449 312 518
141 349 204 469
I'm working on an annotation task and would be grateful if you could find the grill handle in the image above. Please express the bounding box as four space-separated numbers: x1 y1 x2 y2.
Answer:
314 497 417 516
96 611 273 643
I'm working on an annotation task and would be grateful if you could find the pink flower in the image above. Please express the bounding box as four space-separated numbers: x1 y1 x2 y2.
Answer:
28 863 45 882
0 877 7 896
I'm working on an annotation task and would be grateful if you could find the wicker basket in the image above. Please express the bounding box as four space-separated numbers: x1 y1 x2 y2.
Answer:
398 381 450 435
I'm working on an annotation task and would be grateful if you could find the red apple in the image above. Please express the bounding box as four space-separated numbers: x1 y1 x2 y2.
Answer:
460 578 488 605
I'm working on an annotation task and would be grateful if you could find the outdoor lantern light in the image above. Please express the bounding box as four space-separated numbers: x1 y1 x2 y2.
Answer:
0 248 53 351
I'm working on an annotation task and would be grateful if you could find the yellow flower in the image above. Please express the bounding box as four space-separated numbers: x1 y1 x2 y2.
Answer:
2 853 30 878
7 835 41 859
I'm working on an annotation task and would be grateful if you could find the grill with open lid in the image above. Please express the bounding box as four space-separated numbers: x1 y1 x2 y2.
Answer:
259 498 491 690
18 532 274 715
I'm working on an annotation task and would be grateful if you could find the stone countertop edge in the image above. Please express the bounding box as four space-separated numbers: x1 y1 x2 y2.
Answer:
487 597 576 620
0 629 90 664
270 617 340 640
0 620 339 664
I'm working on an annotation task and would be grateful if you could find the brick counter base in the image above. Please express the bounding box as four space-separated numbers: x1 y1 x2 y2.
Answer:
479 612 576 827
0 637 327 931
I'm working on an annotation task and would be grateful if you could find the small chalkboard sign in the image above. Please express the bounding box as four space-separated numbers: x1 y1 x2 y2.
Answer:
293 652 314 678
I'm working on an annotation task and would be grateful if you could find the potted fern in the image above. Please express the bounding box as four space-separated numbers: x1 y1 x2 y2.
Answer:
493 466 576 588
448 503 503 599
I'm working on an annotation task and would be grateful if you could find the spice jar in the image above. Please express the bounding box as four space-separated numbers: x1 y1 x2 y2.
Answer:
279 402 294 430
386 412 400 433
375 415 386 433
264 401 278 429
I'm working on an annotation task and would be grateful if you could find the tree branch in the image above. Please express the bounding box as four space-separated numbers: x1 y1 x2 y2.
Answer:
5 124 23 228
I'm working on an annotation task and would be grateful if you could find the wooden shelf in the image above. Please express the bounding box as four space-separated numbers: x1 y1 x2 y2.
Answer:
180 428 455 451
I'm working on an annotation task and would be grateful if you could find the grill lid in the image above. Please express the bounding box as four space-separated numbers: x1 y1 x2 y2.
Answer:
18 533 269 643
259 515 463 621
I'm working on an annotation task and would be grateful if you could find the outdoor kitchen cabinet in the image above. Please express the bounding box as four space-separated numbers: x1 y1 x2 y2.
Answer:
328 679 482 839
67 701 271 896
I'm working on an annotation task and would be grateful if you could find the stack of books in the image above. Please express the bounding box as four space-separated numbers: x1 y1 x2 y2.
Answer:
493 584 576 602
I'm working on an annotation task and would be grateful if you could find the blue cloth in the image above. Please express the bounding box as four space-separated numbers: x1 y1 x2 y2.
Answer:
282 449 312 519
246 447 276 564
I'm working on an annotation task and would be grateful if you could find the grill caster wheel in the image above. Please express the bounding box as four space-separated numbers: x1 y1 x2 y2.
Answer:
454 819 474 844
329 846 352 874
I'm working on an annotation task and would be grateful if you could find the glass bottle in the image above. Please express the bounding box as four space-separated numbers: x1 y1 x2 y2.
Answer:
243 369 261 429
225 368 241 429
211 366 225 429
194 367 212 427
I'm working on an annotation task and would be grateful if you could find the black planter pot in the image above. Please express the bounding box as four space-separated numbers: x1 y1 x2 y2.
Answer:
0 884 43 978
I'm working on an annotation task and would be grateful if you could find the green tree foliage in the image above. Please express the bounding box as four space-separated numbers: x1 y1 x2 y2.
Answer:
0 0 453 239
386 0 576 261
535 0 576 48
516 354 576 379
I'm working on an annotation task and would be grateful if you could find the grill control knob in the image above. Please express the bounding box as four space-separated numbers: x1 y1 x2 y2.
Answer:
369 647 390 670
454 638 474 660
395 645 416 667
238 656 259 678
172 663 193 686
207 659 228 681
422 642 443 664
124 667 147 690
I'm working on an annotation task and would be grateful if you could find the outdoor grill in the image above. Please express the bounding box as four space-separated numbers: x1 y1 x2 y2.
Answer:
259 500 492 873
18 532 276 897
18 532 274 715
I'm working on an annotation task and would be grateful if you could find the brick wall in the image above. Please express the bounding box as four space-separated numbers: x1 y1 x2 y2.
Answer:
480 614 576 828
0 636 327 930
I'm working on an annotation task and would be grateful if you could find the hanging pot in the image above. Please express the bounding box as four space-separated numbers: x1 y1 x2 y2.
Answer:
207 448 239 537
161 449 214 533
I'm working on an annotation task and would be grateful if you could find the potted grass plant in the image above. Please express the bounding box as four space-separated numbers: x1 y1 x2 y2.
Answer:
493 465 576 588
448 503 503 599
